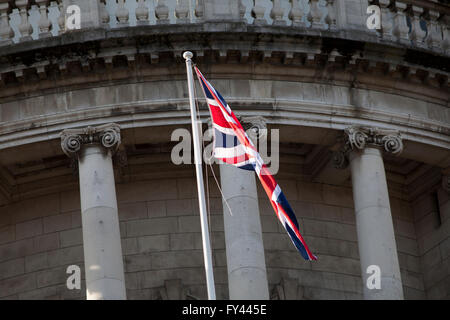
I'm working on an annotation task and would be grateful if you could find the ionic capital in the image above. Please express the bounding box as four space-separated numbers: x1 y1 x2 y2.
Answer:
60 123 121 158
238 116 268 142
332 126 403 169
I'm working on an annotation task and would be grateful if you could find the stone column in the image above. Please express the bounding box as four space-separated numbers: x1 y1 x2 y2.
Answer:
61 123 126 300
219 117 269 300
333 126 404 300
220 166 269 300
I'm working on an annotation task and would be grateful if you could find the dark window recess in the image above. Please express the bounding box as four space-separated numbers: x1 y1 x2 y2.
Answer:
432 191 442 228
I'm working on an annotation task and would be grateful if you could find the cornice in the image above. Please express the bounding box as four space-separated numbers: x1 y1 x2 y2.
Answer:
0 25 449 96
0 98 448 153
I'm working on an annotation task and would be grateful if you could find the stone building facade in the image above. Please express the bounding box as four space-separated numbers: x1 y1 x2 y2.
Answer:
0 0 449 300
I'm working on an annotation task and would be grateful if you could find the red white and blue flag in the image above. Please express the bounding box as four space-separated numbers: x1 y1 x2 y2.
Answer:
195 67 317 261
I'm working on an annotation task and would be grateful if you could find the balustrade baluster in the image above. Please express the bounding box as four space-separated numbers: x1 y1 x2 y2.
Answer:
136 0 149 24
410 5 426 47
16 0 33 41
325 0 336 31
175 0 189 23
155 0 169 24
116 0 129 25
393 1 409 44
36 0 52 38
0 1 14 44
252 0 267 25
426 10 440 50
100 0 110 26
379 0 393 40
308 0 324 29
57 0 65 34
194 0 204 21
239 0 246 21
289 0 306 27
271 0 286 26
443 16 450 55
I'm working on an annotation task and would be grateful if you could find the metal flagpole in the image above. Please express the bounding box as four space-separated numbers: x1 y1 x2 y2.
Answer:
183 51 216 300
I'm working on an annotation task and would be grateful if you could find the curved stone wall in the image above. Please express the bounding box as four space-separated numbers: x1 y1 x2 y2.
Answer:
0 164 431 299
0 0 449 300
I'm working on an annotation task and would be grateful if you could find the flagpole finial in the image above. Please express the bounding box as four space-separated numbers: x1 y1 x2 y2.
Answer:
183 51 193 61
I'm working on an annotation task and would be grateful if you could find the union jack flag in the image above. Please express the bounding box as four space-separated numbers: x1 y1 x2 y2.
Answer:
195 66 317 261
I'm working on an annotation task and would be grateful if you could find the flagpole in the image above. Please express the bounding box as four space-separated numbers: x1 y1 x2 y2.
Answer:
183 51 216 300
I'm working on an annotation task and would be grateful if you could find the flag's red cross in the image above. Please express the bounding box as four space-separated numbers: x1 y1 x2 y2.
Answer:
195 66 317 261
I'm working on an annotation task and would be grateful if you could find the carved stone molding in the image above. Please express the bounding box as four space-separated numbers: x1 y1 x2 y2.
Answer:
118 150 129 166
60 123 121 158
332 126 403 169
332 150 349 170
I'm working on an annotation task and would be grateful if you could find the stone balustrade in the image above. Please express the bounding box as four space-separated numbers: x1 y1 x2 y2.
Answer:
0 0 448 56
372 0 450 54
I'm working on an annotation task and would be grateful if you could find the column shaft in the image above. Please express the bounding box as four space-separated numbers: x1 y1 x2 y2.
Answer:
220 164 269 300
349 147 403 300
78 144 126 300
